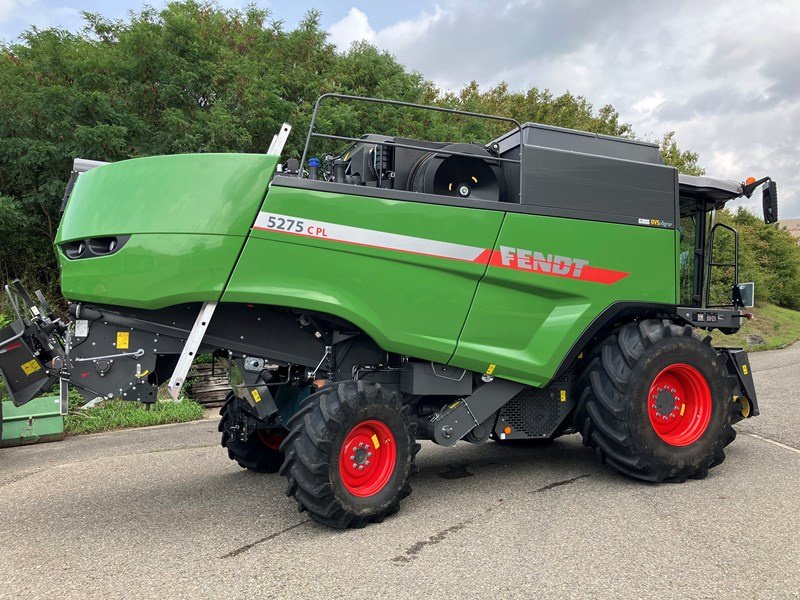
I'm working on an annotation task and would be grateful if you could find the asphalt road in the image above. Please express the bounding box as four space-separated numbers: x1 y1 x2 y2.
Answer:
1 345 799 599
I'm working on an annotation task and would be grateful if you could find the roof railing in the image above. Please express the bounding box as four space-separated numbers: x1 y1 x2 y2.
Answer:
298 93 525 200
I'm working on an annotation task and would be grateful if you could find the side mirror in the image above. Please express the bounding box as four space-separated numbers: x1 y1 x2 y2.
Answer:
762 181 778 224
734 282 755 309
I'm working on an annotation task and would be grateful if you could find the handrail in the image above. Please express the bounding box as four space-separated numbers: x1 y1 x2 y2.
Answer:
705 222 739 308
310 133 521 164
298 93 525 201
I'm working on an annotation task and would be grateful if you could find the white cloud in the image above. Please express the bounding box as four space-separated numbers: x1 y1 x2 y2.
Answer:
0 0 24 23
376 6 444 54
1 1 82 40
328 7 375 50
631 93 666 120
329 0 800 218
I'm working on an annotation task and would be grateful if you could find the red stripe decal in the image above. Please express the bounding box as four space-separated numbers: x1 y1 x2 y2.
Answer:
253 212 628 285
471 248 493 265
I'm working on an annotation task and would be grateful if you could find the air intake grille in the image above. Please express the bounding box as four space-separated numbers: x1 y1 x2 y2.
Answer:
500 388 561 438
495 366 578 439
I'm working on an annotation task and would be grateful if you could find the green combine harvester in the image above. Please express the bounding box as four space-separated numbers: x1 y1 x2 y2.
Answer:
0 95 779 528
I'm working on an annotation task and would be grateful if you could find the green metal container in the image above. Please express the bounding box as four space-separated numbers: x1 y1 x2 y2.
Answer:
1 395 64 447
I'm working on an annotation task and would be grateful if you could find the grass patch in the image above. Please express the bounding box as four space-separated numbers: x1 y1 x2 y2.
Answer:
709 303 800 351
65 399 205 436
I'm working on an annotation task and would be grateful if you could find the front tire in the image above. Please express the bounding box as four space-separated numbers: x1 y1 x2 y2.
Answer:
280 381 419 528
219 393 286 473
574 319 736 483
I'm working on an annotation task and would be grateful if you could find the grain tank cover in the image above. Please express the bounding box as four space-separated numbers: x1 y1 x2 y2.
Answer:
494 123 664 164
493 123 676 227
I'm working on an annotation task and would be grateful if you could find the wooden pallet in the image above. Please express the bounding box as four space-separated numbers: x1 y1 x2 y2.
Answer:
186 363 229 408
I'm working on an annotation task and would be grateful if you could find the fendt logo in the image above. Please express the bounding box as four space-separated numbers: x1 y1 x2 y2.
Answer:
497 246 589 278
489 245 628 285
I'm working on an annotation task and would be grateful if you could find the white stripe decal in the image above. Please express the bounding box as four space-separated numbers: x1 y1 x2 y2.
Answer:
253 212 487 262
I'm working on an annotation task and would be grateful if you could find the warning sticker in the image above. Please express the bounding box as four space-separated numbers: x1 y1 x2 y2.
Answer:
252 389 262 403
21 359 41 376
116 331 130 350
74 319 89 338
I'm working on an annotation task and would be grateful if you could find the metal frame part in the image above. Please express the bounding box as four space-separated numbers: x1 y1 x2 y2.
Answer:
705 222 740 308
298 93 525 200
59 377 69 416
167 302 217 400
267 123 292 156
73 158 110 173
430 379 525 446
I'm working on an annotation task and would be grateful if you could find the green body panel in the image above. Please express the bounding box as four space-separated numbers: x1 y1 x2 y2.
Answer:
1 396 64 447
451 213 678 386
56 154 680 387
58 233 245 308
56 153 278 308
223 185 504 362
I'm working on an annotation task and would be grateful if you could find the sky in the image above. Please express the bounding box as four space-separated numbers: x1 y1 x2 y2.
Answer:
1 0 798 218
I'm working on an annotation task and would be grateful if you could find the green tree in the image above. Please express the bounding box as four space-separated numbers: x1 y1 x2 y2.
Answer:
659 131 704 175
707 208 800 309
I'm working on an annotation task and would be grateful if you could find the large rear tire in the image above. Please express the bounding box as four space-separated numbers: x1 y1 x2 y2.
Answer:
280 381 419 528
219 393 286 473
573 319 736 483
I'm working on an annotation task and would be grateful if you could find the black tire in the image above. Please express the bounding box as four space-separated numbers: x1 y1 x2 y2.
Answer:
219 393 286 474
280 381 419 528
573 319 736 483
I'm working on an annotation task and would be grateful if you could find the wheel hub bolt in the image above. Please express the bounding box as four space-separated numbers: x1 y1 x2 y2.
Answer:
358 465 364 470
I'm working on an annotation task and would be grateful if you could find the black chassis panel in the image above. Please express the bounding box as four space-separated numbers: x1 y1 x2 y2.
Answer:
718 347 759 416
494 368 577 440
65 302 385 405
66 316 184 403
0 321 58 406
675 306 744 333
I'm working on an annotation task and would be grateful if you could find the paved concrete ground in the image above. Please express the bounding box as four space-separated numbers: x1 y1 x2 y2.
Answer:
1 345 799 599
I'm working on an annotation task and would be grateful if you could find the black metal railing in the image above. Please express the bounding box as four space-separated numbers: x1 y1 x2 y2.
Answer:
705 222 739 308
298 93 525 200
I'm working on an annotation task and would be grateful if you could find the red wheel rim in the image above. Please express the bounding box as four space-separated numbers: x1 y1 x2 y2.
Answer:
257 430 284 451
647 363 712 446
338 420 396 497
